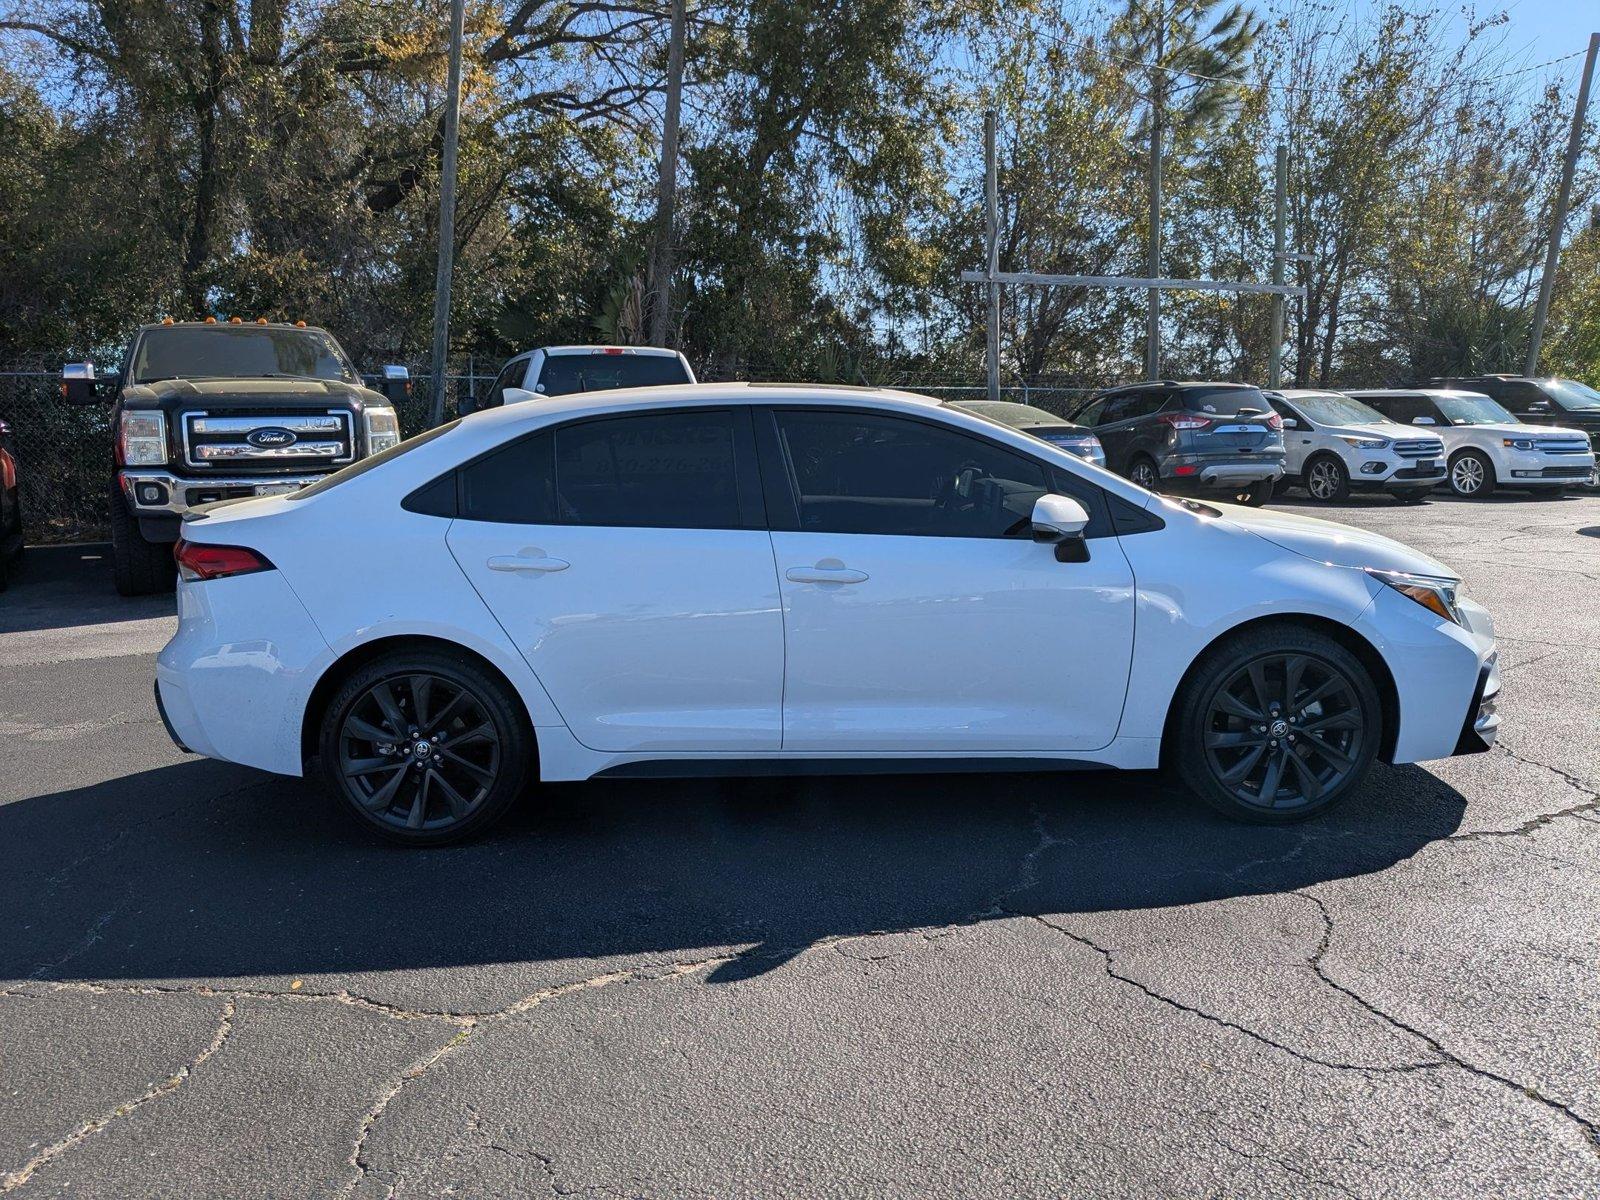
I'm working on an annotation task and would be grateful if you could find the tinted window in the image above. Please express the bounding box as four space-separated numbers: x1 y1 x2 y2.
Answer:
1498 380 1549 408
1098 391 1145 423
459 433 556 523
536 353 692 396
554 411 740 527
1072 397 1108 425
486 358 528 407
1179 386 1270 416
133 326 357 383
775 411 1048 538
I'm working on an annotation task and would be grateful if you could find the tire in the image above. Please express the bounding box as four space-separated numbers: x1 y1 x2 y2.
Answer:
108 481 176 596
1391 489 1430 505
317 650 533 846
1303 455 1350 502
1173 624 1381 824
1128 456 1161 492
1232 478 1275 507
1447 449 1496 498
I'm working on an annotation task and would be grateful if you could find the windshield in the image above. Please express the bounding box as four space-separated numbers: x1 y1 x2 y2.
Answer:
1544 379 1600 411
1290 392 1390 427
1436 395 1516 426
536 353 691 396
1181 386 1271 416
133 326 357 384
957 401 1069 427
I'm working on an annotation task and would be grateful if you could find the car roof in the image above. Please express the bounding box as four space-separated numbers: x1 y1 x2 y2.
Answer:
1273 388 1349 400
1346 388 1490 399
539 345 685 358
137 320 329 333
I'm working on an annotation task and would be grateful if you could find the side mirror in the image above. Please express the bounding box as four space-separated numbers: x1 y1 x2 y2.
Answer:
379 364 412 404
1412 415 1436 425
60 362 100 405
1281 417 1299 430
457 393 479 417
1031 493 1091 562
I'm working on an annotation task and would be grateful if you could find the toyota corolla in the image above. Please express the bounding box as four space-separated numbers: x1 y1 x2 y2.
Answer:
155 384 1501 845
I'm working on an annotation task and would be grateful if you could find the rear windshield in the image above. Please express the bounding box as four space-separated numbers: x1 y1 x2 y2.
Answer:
536 353 692 396
1179 387 1271 416
956 401 1069 427
133 326 357 384
287 420 460 499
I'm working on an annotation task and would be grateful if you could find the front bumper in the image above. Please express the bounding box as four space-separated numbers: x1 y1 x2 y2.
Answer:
1501 449 1596 485
120 469 324 517
1453 656 1501 755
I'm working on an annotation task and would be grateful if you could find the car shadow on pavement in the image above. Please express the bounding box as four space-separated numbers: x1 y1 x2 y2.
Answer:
0 758 1465 987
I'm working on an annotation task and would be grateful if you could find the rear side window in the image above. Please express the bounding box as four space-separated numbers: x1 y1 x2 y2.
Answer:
536 353 691 396
457 409 746 529
773 410 1048 539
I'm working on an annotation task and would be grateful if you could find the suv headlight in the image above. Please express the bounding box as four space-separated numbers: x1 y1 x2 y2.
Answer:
364 405 401 455
1502 437 1534 450
1339 435 1389 450
117 411 168 465
1366 567 1463 625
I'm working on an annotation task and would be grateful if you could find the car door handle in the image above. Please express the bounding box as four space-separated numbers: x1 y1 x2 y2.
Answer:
786 565 868 585
487 553 569 574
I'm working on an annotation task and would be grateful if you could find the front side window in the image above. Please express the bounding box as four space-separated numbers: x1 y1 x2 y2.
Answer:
774 410 1048 538
486 358 528 407
1072 397 1109 425
133 326 357 383
1436 395 1515 426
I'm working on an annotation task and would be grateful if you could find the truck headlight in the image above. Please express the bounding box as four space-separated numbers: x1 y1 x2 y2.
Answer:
364 406 401 455
118 411 168 465
1339 436 1389 450
1366 567 1464 626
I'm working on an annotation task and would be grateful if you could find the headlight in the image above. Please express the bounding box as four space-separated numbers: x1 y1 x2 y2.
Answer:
364 405 401 455
1339 436 1389 450
118 411 167 465
1366 567 1464 626
1503 438 1534 450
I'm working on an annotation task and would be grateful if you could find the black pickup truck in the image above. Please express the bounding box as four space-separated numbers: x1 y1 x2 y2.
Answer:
63 320 411 595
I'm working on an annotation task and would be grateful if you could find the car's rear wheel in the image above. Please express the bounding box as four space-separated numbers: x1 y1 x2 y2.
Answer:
317 650 532 845
1304 455 1350 502
1174 625 1381 823
1232 478 1275 507
1447 450 1496 498
1128 456 1161 492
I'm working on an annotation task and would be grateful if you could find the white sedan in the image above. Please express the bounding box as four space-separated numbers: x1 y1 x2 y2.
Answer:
155 385 1501 845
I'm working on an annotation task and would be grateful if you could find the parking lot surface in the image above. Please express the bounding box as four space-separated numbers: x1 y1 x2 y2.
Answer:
2 493 1598 1198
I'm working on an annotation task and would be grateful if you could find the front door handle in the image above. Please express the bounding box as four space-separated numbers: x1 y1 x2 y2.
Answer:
487 553 569 574
786 564 868 585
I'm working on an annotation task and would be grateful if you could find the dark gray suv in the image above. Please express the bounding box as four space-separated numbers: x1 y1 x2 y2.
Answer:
1068 382 1287 505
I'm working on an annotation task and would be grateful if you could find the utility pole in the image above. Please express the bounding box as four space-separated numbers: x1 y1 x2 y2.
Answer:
647 0 686 347
1145 3 1165 381
1526 31 1599 377
984 109 1001 403
1269 143 1287 388
427 0 467 427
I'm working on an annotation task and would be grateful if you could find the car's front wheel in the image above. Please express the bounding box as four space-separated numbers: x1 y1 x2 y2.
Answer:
1173 625 1381 823
317 650 533 845
1303 455 1350 502
1447 450 1496 498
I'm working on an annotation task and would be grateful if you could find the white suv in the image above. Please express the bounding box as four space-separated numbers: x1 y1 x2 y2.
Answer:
473 345 695 410
1268 390 1445 503
1350 389 1595 498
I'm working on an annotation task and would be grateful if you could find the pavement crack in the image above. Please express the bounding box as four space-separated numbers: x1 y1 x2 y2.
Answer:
1018 911 1440 1074
1292 889 1600 1155
1441 742 1600 844
0 998 236 1193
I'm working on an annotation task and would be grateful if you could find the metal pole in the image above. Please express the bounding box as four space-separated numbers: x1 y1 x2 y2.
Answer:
427 0 467 427
1145 4 1165 381
1526 31 1599 376
648 0 686 347
985 110 1001 403
1269 143 1287 388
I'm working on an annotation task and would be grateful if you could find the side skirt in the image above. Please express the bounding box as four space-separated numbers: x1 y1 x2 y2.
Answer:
591 757 1115 780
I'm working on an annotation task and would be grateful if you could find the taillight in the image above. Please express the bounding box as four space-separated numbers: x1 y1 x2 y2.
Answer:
1159 412 1212 431
1263 412 1283 431
174 539 274 582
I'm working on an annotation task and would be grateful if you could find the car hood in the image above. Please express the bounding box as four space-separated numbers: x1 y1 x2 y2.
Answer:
1207 501 1456 578
125 377 378 407
1320 421 1430 441
1444 421 1586 439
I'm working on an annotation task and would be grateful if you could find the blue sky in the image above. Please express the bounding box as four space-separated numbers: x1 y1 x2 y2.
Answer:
1351 0 1596 88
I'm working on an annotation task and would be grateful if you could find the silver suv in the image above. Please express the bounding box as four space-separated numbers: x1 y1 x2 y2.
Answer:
1268 389 1445 503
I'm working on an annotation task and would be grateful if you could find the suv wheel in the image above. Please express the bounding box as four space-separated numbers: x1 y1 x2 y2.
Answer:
1304 455 1350 502
1174 624 1381 823
1448 450 1496 498
317 650 533 846
1232 479 1275 507
1128 456 1161 491
108 482 176 596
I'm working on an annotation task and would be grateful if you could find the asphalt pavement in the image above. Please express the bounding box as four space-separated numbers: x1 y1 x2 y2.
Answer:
2 492 1598 1198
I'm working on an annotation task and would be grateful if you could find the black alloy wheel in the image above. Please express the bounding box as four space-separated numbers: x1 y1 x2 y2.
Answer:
319 652 530 845
1129 457 1161 491
1175 626 1380 823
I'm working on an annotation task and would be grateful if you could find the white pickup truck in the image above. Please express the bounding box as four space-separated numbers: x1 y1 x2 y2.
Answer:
471 345 696 411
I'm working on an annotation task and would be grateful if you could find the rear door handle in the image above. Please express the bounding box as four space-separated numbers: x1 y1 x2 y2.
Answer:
487 553 569 574
786 566 868 585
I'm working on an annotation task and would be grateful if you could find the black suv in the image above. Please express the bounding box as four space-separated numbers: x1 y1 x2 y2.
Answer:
1427 375 1600 486
1068 382 1287 505
62 320 412 595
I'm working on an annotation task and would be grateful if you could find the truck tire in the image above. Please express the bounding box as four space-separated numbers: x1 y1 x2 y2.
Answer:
109 481 176 596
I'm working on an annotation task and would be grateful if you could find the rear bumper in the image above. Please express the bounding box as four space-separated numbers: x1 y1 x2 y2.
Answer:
1163 457 1285 488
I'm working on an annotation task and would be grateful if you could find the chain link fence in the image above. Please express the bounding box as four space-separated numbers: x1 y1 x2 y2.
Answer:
0 365 1100 545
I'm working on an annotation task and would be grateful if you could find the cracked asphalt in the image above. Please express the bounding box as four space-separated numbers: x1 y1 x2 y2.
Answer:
2 491 1597 1198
